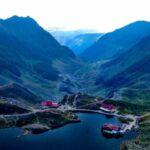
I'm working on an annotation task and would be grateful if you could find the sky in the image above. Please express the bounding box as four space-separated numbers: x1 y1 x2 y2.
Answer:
0 0 150 32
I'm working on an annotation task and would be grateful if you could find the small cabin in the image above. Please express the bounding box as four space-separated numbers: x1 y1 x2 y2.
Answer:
41 100 59 108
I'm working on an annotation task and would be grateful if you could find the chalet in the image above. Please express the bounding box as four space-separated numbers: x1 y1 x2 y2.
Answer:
41 100 59 108
100 103 116 113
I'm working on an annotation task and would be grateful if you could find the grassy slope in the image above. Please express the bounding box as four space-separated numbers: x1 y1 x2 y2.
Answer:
121 114 150 150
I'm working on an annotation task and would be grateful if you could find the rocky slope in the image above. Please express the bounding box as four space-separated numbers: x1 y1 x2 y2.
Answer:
121 114 150 150
60 93 103 109
0 16 82 99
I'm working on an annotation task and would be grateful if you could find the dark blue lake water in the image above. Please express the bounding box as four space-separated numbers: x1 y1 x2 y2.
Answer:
0 113 136 150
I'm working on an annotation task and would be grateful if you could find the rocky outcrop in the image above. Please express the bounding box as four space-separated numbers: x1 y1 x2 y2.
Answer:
60 93 103 109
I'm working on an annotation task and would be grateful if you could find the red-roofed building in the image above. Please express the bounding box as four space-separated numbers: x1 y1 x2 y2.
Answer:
100 103 116 113
101 123 123 136
102 124 120 131
41 100 59 108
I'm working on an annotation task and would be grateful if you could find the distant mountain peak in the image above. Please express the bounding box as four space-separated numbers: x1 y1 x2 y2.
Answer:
1 15 38 27
131 20 150 24
5 15 34 21
120 20 150 30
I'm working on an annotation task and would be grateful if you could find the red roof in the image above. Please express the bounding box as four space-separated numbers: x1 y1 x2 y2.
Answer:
102 124 120 131
101 103 115 110
41 100 59 108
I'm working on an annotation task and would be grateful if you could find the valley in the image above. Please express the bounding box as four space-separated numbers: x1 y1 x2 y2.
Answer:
0 16 149 150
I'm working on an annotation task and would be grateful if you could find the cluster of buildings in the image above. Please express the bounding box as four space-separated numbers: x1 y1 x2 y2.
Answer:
40 99 123 136
99 102 124 136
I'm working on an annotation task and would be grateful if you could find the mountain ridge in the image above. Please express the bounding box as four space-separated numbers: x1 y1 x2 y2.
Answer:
81 21 150 61
93 34 150 101
0 16 82 99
